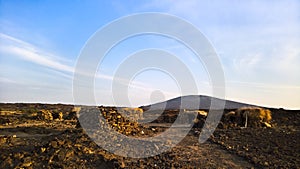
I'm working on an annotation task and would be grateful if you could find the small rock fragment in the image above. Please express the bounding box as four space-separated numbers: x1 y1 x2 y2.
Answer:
41 147 46 153
51 141 58 148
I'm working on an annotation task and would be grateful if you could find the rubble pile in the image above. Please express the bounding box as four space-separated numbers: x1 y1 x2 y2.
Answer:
37 110 54 121
223 107 272 128
99 107 157 136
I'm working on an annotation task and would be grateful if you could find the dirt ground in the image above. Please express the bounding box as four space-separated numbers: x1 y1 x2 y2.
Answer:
0 103 299 168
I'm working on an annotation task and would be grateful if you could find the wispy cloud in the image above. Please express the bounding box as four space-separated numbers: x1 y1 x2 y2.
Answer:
227 81 300 89
233 52 262 72
0 33 154 87
1 33 175 105
96 72 179 96
0 33 74 73
0 77 19 84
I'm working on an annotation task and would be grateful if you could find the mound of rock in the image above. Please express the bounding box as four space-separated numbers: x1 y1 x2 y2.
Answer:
77 106 158 137
100 107 146 136
37 109 53 121
224 107 272 128
35 109 77 122
99 107 161 136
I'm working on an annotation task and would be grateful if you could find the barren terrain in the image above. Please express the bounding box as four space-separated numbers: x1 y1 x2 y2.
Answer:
0 103 299 168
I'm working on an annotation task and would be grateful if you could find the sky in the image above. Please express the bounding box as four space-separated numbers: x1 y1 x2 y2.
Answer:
0 0 299 109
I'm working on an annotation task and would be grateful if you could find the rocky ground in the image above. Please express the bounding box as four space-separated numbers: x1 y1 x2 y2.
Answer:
0 103 299 168
211 109 300 168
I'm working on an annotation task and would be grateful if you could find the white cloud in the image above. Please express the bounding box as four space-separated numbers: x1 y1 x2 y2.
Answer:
0 33 161 93
0 33 74 73
0 77 19 84
233 52 262 73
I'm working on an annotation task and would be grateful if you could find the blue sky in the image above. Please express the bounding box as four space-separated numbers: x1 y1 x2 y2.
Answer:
0 0 299 109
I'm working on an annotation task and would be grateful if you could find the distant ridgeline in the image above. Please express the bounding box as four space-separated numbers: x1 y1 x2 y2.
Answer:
140 95 257 111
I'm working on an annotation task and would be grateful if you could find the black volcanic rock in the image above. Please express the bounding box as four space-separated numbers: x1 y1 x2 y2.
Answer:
141 95 256 110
